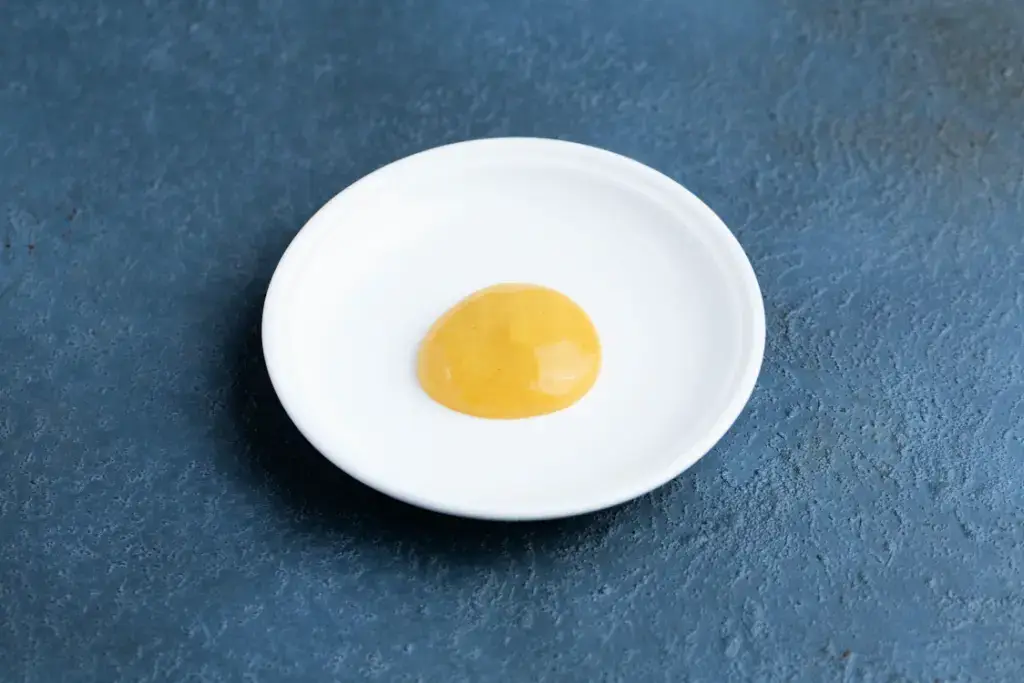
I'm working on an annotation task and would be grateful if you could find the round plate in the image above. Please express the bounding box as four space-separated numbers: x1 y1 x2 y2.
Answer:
262 138 765 521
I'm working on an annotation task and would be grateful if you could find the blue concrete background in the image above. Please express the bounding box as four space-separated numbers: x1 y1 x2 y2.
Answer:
1 0 1022 680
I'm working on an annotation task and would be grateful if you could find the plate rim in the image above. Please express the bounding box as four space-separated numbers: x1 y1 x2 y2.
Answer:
262 137 766 521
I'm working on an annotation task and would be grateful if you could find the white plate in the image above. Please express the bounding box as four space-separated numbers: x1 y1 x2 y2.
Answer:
262 138 765 521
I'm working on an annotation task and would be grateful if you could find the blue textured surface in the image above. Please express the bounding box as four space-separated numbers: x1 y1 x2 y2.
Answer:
2 0 1023 681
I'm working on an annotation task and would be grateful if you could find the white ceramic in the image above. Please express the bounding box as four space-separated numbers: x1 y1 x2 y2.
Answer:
262 138 765 521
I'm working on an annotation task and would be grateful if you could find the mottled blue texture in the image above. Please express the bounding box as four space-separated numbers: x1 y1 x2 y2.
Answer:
1 0 1022 681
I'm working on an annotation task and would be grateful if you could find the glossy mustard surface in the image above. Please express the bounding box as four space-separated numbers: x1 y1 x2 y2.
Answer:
417 284 601 419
